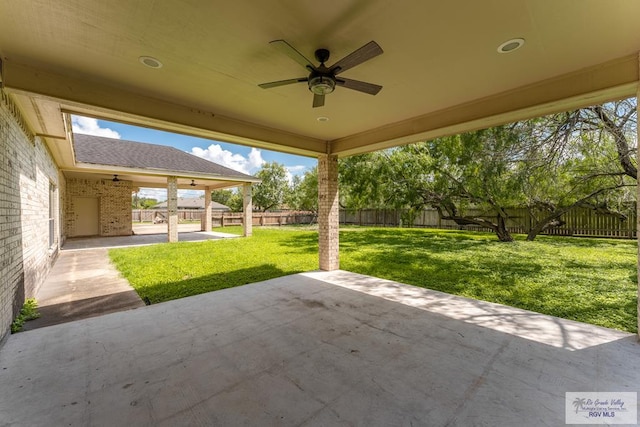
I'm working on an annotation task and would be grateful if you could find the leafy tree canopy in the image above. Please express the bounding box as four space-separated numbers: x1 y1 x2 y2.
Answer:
253 162 289 211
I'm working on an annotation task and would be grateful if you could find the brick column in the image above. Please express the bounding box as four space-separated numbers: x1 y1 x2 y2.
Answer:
318 154 339 270
242 183 253 237
203 186 212 231
167 176 178 242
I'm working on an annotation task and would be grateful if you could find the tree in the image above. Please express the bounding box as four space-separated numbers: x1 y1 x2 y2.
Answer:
391 126 528 242
340 128 526 241
287 167 318 212
211 189 234 206
253 162 288 211
338 100 637 242
519 100 636 240
131 193 158 209
586 100 636 179
339 152 391 210
211 188 244 212
226 192 244 212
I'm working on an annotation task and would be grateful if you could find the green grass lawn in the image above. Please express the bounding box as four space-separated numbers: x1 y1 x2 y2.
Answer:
109 227 319 303
109 226 637 333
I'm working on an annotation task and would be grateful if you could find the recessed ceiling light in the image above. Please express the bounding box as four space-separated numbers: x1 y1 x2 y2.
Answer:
497 38 525 54
139 56 163 69
317 117 329 122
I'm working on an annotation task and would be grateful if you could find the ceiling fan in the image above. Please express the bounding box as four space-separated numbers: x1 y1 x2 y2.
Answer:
259 40 383 108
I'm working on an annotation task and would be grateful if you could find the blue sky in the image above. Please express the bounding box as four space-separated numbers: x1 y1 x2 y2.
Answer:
72 116 317 201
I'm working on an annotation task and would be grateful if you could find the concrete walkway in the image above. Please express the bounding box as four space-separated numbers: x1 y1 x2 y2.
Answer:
25 229 238 329
23 248 146 330
2 271 638 426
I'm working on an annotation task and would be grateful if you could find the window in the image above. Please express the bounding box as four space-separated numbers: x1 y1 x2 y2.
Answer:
49 183 56 247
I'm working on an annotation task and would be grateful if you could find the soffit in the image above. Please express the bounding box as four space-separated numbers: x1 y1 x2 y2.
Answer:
0 1 638 157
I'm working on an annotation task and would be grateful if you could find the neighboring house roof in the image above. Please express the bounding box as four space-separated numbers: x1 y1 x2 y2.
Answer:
152 198 230 210
73 133 256 180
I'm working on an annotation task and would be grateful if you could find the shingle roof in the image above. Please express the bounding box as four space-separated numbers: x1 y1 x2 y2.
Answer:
152 198 230 210
73 133 255 180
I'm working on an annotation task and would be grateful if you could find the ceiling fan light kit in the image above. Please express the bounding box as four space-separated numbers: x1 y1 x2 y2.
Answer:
309 75 335 95
259 40 383 108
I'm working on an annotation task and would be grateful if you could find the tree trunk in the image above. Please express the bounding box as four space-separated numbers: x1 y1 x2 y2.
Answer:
526 209 565 241
526 221 551 241
495 214 514 242
526 223 545 241
434 205 514 242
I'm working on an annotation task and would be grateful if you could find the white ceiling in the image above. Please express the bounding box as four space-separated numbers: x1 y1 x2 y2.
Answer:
0 0 638 160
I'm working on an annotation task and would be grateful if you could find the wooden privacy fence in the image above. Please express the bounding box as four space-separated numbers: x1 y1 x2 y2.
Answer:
340 207 637 239
132 210 316 226
133 207 636 238
210 211 316 227
133 209 206 222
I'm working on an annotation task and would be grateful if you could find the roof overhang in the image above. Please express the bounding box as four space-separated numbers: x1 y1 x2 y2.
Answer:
1 1 639 161
3 55 637 162
64 167 256 191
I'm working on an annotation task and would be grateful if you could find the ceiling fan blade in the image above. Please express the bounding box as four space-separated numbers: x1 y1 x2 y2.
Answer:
330 41 383 75
336 78 382 95
312 93 325 108
259 77 308 89
270 40 316 71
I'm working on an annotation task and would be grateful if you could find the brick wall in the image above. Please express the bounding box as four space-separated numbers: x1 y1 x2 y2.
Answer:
0 90 61 340
66 178 133 237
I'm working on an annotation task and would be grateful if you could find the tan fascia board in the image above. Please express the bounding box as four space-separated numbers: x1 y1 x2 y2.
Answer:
202 182 247 191
331 54 640 157
1 60 327 157
131 181 251 191
69 163 261 183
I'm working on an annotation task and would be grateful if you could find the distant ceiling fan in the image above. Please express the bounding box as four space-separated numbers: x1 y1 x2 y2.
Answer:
259 40 383 108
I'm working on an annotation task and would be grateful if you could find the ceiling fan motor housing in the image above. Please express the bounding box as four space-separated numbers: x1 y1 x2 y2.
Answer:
314 48 330 64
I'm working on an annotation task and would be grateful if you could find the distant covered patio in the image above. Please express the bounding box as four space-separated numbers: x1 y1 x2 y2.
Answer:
66 133 260 242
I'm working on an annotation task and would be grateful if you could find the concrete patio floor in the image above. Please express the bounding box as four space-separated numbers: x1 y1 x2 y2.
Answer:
1 270 638 426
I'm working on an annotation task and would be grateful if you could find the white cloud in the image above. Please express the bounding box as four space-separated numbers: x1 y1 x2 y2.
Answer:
190 144 265 174
136 188 167 202
71 116 121 138
287 165 307 173
247 148 265 170
134 188 202 203
178 189 201 198
285 165 308 184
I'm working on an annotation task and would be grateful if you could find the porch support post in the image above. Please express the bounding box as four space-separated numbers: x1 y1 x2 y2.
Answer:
636 54 639 340
203 186 212 231
318 153 339 271
167 176 178 242
242 183 253 237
